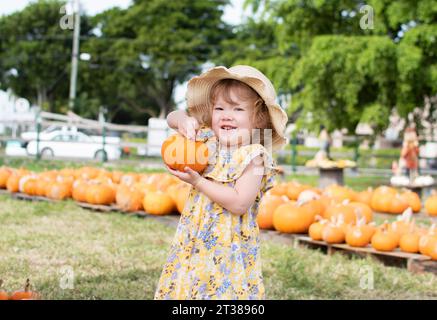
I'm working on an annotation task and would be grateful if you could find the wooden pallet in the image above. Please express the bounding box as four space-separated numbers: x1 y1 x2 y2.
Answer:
295 235 434 273
11 192 60 203
0 189 11 195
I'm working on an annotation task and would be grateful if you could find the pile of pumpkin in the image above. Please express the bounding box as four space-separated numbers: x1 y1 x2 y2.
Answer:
0 166 190 216
257 182 437 260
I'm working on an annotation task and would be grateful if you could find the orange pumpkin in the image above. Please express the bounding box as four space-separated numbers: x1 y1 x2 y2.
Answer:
143 191 176 215
86 183 115 205
269 183 289 197
272 203 314 234
46 181 72 200
10 279 38 300
175 185 191 214
286 182 310 200
323 185 356 202
322 223 345 244
370 186 397 212
348 202 373 223
72 179 89 202
355 188 373 206
371 225 399 252
0 280 9 300
399 233 420 253
19 175 39 195
257 194 288 230
345 224 374 247
309 219 327 241
389 194 409 214
0 167 12 188
419 225 436 257
324 204 357 225
425 195 437 216
401 191 421 213
161 134 209 173
6 170 28 193
116 185 143 212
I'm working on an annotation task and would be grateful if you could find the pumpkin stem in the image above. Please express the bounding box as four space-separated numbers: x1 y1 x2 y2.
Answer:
24 279 30 292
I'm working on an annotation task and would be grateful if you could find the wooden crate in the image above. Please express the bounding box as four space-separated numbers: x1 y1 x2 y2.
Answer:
294 235 434 273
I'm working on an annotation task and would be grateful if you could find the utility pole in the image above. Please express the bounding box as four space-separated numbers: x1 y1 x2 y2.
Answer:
68 0 81 110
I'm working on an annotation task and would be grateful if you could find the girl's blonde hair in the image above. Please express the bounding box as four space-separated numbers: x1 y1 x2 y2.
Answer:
190 79 273 145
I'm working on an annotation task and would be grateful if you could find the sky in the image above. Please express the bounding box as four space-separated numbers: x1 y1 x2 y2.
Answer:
0 0 250 110
0 0 248 25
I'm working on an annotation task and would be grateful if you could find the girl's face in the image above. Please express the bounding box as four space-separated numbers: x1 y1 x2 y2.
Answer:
211 89 254 149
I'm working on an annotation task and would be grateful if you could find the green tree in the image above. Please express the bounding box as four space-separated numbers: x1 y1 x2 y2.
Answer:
0 0 93 113
78 0 232 124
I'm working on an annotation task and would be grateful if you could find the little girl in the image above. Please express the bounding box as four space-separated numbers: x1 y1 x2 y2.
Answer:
154 65 288 300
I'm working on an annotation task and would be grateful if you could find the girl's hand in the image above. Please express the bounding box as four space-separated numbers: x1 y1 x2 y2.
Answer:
166 166 202 187
177 116 199 140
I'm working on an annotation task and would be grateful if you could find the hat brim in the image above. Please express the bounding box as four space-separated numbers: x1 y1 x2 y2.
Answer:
186 66 288 150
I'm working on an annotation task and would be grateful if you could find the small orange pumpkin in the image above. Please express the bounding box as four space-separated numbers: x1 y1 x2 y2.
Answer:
322 222 345 244
143 191 176 215
116 185 143 212
161 134 209 173
86 182 115 205
371 224 399 252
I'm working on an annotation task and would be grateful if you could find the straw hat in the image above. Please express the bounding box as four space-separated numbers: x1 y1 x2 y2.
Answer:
186 65 289 150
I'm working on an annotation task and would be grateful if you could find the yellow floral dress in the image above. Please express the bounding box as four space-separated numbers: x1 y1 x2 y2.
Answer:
154 126 277 300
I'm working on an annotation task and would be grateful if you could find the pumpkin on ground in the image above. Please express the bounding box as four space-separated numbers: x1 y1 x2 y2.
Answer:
425 194 437 216
355 188 373 206
10 279 38 300
116 185 143 212
269 183 289 197
401 191 421 213
46 181 72 200
72 179 89 202
272 203 314 234
0 167 12 188
85 181 115 205
257 194 289 230
175 185 191 214
323 185 356 202
143 191 176 215
161 134 209 173
348 202 373 223
0 280 9 300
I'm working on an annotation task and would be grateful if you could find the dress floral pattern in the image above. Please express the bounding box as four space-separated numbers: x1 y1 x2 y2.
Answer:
154 126 277 300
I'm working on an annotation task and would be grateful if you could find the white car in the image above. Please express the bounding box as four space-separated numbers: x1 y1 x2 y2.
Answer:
26 131 121 160
21 126 121 144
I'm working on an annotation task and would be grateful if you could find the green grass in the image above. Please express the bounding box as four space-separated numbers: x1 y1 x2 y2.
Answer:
0 195 435 300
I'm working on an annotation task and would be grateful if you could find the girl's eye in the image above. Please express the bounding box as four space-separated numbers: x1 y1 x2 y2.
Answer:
214 107 223 110
235 108 245 111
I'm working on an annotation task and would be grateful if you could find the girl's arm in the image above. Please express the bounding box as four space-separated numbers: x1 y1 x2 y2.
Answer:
167 156 265 216
167 110 199 140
